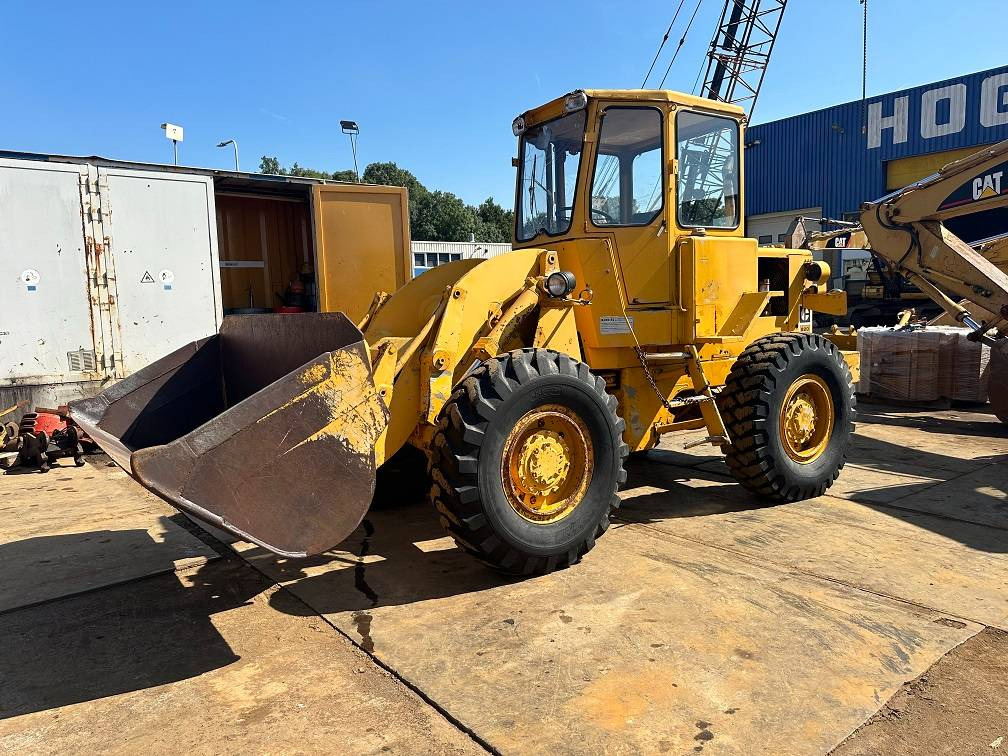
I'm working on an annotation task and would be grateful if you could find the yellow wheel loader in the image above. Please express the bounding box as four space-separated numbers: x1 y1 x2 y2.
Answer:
70 89 860 574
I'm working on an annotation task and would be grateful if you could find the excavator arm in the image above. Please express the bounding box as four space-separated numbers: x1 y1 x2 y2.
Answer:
858 138 1008 422
859 139 1008 342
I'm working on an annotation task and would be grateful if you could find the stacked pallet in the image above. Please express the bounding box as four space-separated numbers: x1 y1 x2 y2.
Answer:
857 326 990 402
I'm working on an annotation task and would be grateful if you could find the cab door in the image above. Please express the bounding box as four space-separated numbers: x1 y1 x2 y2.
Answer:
585 105 672 345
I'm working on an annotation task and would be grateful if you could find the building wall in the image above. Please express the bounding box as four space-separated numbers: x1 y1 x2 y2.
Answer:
410 240 512 277
745 65 1008 229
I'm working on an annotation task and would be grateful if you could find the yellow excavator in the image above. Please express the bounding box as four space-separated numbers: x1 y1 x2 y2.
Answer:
788 142 1008 422
68 89 1004 575
857 140 1008 422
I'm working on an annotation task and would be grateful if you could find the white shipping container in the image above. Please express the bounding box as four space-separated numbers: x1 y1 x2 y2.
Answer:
0 157 222 411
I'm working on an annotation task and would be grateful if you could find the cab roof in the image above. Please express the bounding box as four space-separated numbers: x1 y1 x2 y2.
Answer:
519 89 746 129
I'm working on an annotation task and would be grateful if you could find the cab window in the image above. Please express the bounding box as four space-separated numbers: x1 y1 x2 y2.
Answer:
516 110 587 241
589 107 664 227
676 111 740 229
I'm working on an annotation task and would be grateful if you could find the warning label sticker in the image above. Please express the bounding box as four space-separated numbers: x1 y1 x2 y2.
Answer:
140 271 156 284
600 316 633 335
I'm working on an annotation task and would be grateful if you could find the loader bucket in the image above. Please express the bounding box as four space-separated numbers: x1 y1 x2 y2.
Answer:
68 313 389 557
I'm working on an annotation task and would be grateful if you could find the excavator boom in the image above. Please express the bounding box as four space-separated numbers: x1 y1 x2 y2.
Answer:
859 139 1008 336
859 138 1008 421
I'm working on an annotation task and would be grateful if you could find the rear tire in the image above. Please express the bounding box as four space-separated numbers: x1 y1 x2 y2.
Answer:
719 333 855 501
430 348 628 575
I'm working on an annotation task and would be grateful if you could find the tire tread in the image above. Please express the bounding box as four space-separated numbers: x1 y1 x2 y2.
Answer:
430 348 627 575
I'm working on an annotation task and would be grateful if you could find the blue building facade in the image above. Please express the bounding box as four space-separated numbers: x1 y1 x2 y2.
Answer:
745 64 1008 243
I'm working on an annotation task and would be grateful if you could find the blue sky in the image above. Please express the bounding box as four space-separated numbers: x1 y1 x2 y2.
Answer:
2 1 1005 206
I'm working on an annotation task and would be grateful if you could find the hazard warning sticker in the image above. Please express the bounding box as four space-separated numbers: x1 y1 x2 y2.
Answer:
600 316 633 335
140 271 156 284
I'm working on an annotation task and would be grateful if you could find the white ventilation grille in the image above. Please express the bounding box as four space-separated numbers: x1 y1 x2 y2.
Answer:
67 349 97 372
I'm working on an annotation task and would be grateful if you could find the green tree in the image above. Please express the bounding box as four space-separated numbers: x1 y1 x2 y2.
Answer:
362 162 428 199
287 162 331 180
259 155 284 175
412 191 478 242
474 198 514 242
258 155 357 182
260 157 514 243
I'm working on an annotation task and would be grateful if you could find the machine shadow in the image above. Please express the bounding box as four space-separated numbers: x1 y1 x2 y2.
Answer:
261 500 519 618
0 538 260 719
618 428 1008 554
256 405 1007 619
618 454 774 522
855 401 1008 441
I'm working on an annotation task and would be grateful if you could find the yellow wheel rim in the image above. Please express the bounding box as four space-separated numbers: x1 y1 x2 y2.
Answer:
501 404 593 524
779 373 834 464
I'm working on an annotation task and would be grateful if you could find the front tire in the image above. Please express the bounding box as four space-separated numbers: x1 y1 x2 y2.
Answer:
719 333 855 501
430 349 628 575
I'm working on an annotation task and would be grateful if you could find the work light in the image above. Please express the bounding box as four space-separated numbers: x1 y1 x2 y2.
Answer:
545 271 577 298
564 91 588 112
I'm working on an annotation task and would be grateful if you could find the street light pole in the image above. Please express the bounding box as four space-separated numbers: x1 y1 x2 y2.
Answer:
217 139 240 171
161 123 184 165
340 120 360 181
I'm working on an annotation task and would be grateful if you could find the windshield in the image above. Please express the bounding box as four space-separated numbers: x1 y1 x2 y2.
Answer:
516 110 586 241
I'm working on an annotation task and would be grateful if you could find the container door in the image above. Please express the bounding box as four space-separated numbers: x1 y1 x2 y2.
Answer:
0 158 103 386
99 167 222 376
313 184 411 322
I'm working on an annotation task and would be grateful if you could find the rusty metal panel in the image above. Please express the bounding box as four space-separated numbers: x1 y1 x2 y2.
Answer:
81 164 117 379
313 184 411 322
0 158 101 386
69 312 388 557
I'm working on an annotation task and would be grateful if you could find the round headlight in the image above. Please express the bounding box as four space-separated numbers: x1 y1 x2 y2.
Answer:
512 116 526 136
545 271 577 298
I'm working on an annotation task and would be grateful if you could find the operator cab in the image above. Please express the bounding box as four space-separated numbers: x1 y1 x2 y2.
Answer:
512 89 744 245
511 90 811 351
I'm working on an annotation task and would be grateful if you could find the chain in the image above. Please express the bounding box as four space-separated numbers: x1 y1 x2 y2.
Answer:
632 346 714 414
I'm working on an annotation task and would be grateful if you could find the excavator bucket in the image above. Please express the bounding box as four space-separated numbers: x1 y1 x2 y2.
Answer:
68 313 389 557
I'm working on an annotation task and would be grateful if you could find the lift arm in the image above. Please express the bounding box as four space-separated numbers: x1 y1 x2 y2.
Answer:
859 139 1008 342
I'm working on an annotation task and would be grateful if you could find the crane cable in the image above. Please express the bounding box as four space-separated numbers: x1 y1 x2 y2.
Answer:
860 0 868 134
597 4 692 207
641 0 688 88
596 0 702 204
659 0 705 89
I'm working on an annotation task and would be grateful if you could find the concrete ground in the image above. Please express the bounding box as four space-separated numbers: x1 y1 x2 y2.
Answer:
0 401 1005 754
